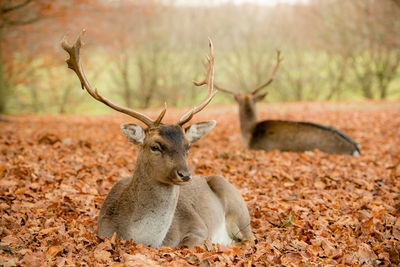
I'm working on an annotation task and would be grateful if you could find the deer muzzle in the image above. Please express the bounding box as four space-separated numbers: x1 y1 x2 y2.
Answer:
168 166 192 185
177 170 192 182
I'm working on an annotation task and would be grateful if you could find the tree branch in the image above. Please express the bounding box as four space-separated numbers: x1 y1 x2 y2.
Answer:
3 16 41 27
1 0 33 14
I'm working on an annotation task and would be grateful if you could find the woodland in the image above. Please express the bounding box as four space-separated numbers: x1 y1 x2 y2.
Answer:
1 0 400 266
0 0 400 114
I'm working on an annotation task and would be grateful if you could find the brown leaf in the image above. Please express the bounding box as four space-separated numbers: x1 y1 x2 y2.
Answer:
23 252 44 266
93 250 111 263
356 243 377 264
122 253 161 266
46 246 62 258
314 180 326 190
0 235 20 246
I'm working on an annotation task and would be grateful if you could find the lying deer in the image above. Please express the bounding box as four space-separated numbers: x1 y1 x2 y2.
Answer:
207 51 360 155
62 31 253 248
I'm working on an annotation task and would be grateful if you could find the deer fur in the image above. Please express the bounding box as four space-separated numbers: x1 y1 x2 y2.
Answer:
98 122 253 248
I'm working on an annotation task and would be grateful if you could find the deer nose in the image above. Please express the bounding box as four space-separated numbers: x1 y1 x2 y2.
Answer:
177 170 192 182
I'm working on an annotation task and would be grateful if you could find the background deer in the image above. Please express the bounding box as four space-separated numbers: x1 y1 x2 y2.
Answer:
209 51 360 155
62 31 253 248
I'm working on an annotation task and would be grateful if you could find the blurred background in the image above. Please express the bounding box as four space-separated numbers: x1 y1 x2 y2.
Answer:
1 0 399 114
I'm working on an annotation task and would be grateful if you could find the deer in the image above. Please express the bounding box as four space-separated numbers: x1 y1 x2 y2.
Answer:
206 51 360 156
61 31 254 249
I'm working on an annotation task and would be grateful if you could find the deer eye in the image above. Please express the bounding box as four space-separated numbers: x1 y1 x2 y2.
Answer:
150 144 161 152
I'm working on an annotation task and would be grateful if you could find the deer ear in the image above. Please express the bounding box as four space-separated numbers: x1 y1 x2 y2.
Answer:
254 92 268 102
185 120 216 144
121 124 145 145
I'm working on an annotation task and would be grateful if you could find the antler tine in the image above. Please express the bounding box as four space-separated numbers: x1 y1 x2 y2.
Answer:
61 30 165 128
178 38 217 126
195 78 235 95
213 83 236 95
251 50 283 95
154 102 167 125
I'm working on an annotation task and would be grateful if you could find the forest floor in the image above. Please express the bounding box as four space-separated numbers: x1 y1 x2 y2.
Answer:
0 100 399 266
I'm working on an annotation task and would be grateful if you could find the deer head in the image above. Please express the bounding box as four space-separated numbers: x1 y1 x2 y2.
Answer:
62 30 217 185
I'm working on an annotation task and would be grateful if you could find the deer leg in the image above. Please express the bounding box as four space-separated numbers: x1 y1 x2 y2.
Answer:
180 231 208 249
178 211 208 248
206 175 254 243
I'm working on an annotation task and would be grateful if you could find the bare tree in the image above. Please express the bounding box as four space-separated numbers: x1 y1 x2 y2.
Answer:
311 0 400 99
111 49 136 108
0 0 42 114
324 54 349 100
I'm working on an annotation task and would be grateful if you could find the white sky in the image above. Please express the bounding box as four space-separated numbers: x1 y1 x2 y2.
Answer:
174 0 309 6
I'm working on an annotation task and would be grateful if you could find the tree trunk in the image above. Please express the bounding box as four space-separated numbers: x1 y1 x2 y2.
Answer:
121 53 133 108
377 74 389 100
0 28 7 114
361 83 374 99
59 85 73 114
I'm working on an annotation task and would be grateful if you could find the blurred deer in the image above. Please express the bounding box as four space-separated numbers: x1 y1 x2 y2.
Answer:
206 51 360 155
62 31 253 248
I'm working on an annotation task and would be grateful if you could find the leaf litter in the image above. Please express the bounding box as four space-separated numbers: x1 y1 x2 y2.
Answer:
0 101 399 266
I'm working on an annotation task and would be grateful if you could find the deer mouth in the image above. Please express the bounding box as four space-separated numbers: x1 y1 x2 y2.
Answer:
168 170 192 185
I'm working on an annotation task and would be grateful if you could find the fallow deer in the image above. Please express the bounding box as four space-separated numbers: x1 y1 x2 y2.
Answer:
207 51 360 155
62 31 253 248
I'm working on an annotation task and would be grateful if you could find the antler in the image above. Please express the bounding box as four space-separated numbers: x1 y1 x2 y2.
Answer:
213 83 236 95
61 30 166 128
178 38 217 126
205 51 282 97
251 50 283 95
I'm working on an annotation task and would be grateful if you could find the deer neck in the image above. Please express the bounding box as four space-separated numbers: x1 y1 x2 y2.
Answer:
127 155 180 248
237 99 258 147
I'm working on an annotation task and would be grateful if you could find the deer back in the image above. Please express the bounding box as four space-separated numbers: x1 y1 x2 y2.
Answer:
249 120 360 155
